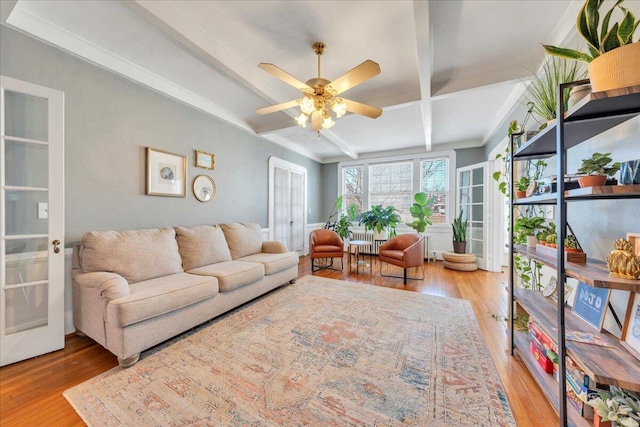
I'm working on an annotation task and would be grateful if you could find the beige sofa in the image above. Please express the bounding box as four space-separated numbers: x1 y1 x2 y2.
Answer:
72 222 298 367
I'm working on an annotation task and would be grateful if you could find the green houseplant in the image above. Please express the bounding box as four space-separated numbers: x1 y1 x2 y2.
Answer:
543 0 640 92
588 386 640 427
452 210 468 254
514 215 546 247
577 152 621 187
406 192 435 233
525 56 587 127
359 204 401 239
324 195 359 240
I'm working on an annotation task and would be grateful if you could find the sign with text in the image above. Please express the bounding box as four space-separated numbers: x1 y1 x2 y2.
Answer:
572 281 611 331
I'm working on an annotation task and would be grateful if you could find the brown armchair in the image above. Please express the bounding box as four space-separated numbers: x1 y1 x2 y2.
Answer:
378 233 425 284
309 229 344 272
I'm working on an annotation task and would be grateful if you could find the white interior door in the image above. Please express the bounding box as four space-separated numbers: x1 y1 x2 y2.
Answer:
268 157 307 254
1 76 65 366
457 163 487 270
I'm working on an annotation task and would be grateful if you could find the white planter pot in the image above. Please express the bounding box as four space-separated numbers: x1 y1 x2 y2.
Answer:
527 235 538 248
373 229 388 241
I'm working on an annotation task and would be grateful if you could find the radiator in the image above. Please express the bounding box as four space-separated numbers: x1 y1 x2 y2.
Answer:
350 230 430 259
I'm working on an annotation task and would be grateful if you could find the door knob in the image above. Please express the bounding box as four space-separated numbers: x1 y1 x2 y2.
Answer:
52 239 60 254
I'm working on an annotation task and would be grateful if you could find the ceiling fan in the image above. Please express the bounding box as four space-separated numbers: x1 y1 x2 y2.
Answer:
256 41 382 132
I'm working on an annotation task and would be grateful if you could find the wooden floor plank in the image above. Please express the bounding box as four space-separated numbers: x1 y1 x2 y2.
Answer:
0 256 555 426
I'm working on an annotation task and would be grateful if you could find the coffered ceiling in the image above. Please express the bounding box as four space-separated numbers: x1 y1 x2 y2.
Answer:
2 0 613 163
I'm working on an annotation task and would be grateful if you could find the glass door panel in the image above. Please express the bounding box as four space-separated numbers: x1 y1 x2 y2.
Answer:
1 75 64 366
457 163 487 269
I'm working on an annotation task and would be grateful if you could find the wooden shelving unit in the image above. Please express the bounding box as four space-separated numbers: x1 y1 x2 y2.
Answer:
508 82 640 427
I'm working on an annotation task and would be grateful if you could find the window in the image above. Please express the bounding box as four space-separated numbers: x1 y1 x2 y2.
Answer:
420 158 448 224
342 165 363 213
369 161 413 223
339 152 454 226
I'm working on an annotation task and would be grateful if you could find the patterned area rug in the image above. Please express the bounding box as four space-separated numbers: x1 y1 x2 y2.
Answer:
64 275 516 426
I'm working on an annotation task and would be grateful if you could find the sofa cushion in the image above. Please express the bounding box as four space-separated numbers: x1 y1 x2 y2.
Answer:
188 261 264 292
175 225 232 270
237 252 299 275
80 228 183 284
220 223 263 259
110 273 219 327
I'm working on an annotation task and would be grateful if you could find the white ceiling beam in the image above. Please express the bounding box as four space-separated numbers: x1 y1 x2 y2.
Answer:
0 0 18 23
413 0 432 152
129 0 358 160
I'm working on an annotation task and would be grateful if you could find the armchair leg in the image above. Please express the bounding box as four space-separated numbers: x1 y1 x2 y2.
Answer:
312 256 343 272
380 262 425 284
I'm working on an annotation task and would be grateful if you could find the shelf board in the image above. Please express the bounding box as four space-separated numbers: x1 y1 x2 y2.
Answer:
514 185 640 205
514 288 640 392
513 245 640 292
514 85 640 159
513 332 591 427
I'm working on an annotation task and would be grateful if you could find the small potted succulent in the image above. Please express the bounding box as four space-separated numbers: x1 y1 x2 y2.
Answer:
577 152 621 188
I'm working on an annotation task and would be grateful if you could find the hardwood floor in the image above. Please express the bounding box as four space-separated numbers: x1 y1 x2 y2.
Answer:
0 256 555 426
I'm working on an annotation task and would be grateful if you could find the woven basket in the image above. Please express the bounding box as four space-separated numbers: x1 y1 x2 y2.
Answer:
588 42 640 92
443 260 478 272
442 252 477 263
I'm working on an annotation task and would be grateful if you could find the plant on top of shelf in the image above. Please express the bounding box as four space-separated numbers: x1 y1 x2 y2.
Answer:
359 204 401 239
406 192 435 233
577 152 621 187
543 0 639 63
588 386 640 427
525 56 587 129
543 0 640 92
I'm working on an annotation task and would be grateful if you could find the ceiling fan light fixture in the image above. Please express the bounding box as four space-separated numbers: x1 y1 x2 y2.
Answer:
295 113 309 127
322 115 335 129
299 96 315 115
332 99 347 118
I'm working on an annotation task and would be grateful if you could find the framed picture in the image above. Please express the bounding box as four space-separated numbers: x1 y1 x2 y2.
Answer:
193 175 216 203
195 150 215 170
572 281 611 331
146 147 187 197
622 292 640 361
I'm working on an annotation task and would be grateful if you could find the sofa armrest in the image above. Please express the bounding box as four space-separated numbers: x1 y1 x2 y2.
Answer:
262 241 288 253
75 272 130 302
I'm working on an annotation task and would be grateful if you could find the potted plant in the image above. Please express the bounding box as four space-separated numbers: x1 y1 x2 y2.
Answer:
588 386 640 427
406 192 435 233
543 0 640 92
514 215 546 248
577 152 621 187
333 203 359 241
515 176 531 199
536 222 556 247
525 56 587 128
359 204 401 240
452 210 468 254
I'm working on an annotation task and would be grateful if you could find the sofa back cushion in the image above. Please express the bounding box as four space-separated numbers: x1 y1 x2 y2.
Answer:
220 222 263 259
175 225 232 271
80 228 183 283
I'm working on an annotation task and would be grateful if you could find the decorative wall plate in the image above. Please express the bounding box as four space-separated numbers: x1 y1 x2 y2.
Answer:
193 175 215 202
542 276 557 298
526 181 537 198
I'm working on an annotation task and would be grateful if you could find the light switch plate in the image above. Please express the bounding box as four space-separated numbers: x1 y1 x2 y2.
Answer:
37 202 48 219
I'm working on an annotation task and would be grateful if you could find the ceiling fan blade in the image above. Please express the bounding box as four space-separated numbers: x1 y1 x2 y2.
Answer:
343 98 382 118
259 63 312 91
256 99 300 115
326 60 380 95
311 111 322 131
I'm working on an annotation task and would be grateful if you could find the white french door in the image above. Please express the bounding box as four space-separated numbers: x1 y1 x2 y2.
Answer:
1 76 65 366
457 162 487 270
268 157 307 254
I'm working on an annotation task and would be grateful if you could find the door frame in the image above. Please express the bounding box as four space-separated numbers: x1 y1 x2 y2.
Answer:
268 156 307 254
